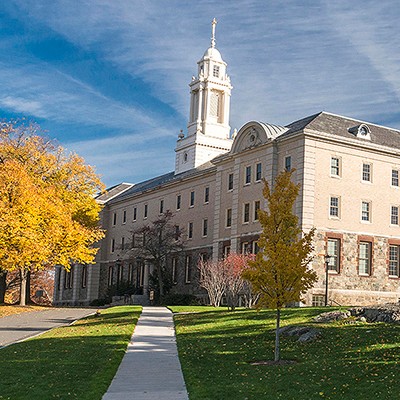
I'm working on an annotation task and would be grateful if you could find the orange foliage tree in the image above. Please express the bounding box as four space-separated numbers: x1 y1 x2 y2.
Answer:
0 121 104 305
242 170 316 362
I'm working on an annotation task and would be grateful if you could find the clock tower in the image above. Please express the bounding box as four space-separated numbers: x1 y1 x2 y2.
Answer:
175 19 233 175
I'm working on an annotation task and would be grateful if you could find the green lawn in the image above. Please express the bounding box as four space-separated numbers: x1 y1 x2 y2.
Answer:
170 306 400 400
0 306 141 400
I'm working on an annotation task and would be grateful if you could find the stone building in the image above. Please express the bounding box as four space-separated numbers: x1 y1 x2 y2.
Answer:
53 21 400 307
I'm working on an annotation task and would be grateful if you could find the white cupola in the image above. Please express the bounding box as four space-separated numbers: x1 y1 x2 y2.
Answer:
175 18 233 175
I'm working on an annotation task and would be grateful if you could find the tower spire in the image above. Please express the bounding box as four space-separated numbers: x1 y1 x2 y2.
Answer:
211 18 217 48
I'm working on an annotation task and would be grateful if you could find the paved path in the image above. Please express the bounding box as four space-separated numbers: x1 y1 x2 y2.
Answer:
0 308 95 348
102 306 189 400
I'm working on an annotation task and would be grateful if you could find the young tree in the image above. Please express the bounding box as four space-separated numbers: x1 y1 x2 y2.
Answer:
131 211 184 299
242 170 317 362
0 121 104 305
198 258 226 307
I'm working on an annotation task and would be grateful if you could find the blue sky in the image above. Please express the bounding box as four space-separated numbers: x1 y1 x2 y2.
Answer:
1 1 399 186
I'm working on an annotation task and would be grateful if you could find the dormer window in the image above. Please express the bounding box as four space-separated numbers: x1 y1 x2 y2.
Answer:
348 124 371 140
213 65 220 78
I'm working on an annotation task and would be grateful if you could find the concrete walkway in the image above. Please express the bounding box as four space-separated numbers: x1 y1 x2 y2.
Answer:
102 307 189 400
0 308 95 348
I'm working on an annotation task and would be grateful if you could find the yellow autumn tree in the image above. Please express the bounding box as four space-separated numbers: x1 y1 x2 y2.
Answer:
0 122 104 305
242 169 317 362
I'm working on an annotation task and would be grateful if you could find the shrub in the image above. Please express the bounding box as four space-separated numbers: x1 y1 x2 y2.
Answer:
161 293 199 306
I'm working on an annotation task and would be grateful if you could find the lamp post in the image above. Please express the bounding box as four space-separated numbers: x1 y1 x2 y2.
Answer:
324 254 333 306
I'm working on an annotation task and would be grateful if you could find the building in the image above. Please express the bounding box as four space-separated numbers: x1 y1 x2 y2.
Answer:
53 21 400 307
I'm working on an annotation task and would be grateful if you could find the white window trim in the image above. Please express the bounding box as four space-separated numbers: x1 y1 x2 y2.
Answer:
391 169 399 188
330 156 341 178
361 162 372 183
243 203 250 224
244 166 251 185
329 195 340 219
255 163 262 182
390 205 399 226
361 200 372 223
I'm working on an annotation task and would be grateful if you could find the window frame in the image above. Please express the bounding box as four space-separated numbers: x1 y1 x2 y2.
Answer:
358 241 372 276
361 201 371 222
176 194 181 211
188 222 193 239
226 208 232 228
228 173 234 191
204 186 210 204
389 244 400 278
285 156 292 172
133 207 137 221
329 196 340 218
391 206 399 225
243 203 250 224
254 200 260 221
144 204 148 219
189 191 195 207
255 162 262 182
362 163 372 182
202 219 208 237
391 169 399 187
330 157 340 177
245 166 251 185
185 255 192 283
327 238 340 273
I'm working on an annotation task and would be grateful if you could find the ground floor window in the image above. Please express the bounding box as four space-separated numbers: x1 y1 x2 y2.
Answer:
389 245 400 277
327 238 340 272
185 255 192 283
108 266 114 286
81 265 87 288
359 241 372 275
312 295 325 307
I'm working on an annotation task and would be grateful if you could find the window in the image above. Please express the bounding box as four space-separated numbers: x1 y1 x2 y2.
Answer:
123 210 127 224
108 266 114 286
159 199 164 214
190 191 195 207
128 263 134 284
389 245 400 277
111 238 115 253
243 203 250 223
285 156 292 172
226 208 232 228
185 256 192 283
117 263 123 284
359 242 371 275
144 204 148 219
176 195 181 210
202 219 208 237
204 187 209 203
65 268 73 289
81 265 87 288
172 258 177 284
329 196 339 218
391 206 399 225
331 157 340 176
121 237 125 251
361 201 370 222
312 295 325 307
327 238 340 272
254 200 260 221
133 207 137 221
245 166 251 184
362 163 371 182
174 225 180 240
228 173 233 191
213 65 220 77
223 245 231 257
113 212 117 226
188 222 193 239
255 163 262 181
392 170 399 187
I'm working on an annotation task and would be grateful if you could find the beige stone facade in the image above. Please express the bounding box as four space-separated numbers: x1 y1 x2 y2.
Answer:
53 24 400 307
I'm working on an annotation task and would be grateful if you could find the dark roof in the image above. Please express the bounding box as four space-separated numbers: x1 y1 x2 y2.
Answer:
283 111 400 150
108 161 215 204
96 183 134 204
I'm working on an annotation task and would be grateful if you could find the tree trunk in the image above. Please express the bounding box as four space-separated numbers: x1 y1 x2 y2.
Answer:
157 264 164 298
20 269 28 306
274 308 281 362
0 270 7 304
25 270 32 304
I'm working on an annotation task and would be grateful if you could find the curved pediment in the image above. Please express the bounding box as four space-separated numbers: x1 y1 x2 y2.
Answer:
230 121 288 154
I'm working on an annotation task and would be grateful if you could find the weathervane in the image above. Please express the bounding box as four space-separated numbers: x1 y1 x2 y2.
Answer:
211 18 217 48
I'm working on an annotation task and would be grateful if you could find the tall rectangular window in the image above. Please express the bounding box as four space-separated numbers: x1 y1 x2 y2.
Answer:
327 238 340 272
108 266 113 286
359 242 371 275
389 245 400 277
202 219 208 237
285 156 292 172
121 237 125 251
159 199 164 214
144 204 148 219
255 163 262 181
188 222 193 239
185 255 192 283
111 238 115 253
361 201 370 222
128 263 134 284
245 166 251 184
123 210 127 224
362 163 371 182
228 173 233 191
172 258 177 284
113 212 117 226
243 203 250 223
254 200 260 221
190 191 195 207
330 196 339 217
204 187 209 203
331 157 340 176
176 194 181 210
226 208 232 228
391 206 399 225
81 265 87 288
213 65 220 78
392 170 399 187
133 207 137 221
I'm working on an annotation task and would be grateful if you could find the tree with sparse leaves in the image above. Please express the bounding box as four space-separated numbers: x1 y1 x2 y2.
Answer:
131 211 184 300
242 169 317 362
0 121 104 305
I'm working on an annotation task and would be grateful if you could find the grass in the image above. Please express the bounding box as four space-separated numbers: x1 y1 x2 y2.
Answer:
0 305 141 400
0 305 49 318
170 306 400 400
